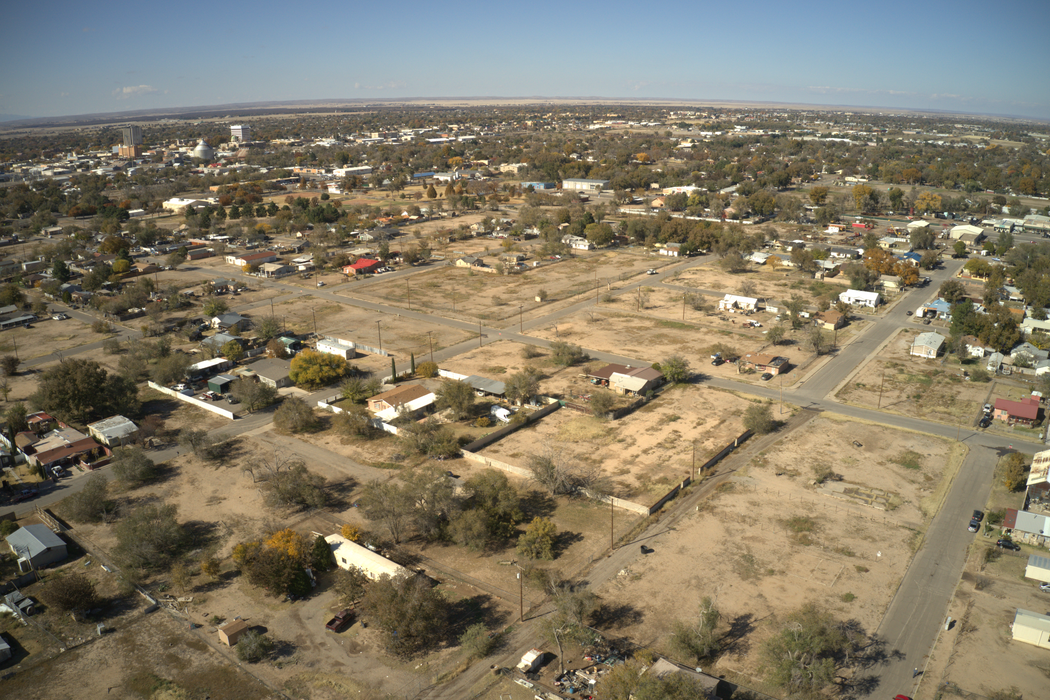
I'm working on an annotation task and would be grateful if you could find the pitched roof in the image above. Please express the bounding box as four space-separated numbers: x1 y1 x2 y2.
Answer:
995 396 1040 420
370 383 430 408
588 363 662 381
6 524 65 559
912 332 946 350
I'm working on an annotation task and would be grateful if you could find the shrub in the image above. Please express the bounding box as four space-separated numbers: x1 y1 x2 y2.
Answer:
273 396 322 434
516 517 558 560
416 361 438 378
236 630 275 663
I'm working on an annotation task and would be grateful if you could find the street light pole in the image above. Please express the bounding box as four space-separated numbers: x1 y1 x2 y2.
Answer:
426 330 434 363
518 572 523 622
407 281 411 310
377 320 382 352
519 305 523 333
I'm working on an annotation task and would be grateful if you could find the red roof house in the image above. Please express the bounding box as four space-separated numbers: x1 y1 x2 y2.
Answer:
994 396 1041 426
342 258 381 275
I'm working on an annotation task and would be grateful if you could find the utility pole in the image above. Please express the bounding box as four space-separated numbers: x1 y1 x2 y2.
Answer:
692 442 696 479
376 320 382 352
682 293 686 321
877 371 885 409
426 330 434 363
610 495 614 551
518 305 523 333
780 374 784 415
517 572 524 622
269 297 274 318
407 281 411 310
478 319 482 348
312 309 317 337
595 271 598 305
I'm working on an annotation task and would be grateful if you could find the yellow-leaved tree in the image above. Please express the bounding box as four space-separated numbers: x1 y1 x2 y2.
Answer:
265 528 309 563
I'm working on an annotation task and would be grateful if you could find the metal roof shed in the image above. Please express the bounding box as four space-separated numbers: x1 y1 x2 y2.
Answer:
1013 609 1050 649
5 524 67 570
1025 554 1050 583
208 374 236 394
463 375 506 396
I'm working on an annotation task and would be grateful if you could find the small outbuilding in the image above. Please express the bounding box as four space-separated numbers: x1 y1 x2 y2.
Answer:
1024 554 1050 584
1012 609 1050 649
218 619 249 646
208 374 236 395
0 633 10 662
86 415 139 447
5 524 67 571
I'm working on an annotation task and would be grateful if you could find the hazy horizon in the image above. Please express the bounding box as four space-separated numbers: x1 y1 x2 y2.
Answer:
2 0 1048 122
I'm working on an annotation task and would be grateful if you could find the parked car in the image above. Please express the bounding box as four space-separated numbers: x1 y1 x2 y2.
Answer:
996 539 1021 551
1040 582 1050 592
983 403 992 413
51 313 68 320
172 383 186 391
711 358 725 366
761 373 774 381
968 518 981 532
325 609 353 632
978 416 991 429
906 311 913 316
316 281 325 287
646 268 658 275
12 488 38 504
972 510 984 523
225 395 240 405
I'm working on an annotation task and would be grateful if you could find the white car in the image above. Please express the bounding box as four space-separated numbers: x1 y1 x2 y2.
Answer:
316 281 326 287
646 269 658 275
51 313 68 320
172 383 186 391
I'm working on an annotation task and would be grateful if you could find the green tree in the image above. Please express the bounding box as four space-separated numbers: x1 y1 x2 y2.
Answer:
289 348 350 389
396 417 460 459
516 517 558 560
669 597 721 663
112 503 189 572
361 572 447 658
51 259 72 283
953 241 968 257
62 473 113 523
460 622 497 660
273 396 321 433
1 355 19 377
505 367 542 405
743 402 775 434
661 355 690 384
255 315 281 340
760 604 850 698
43 573 100 619
333 565 370 609
236 630 275 663
549 341 587 366
5 402 29 433
333 404 381 439
590 390 616 418
1003 453 1028 491
202 298 229 318
110 446 157 486
436 378 475 420
221 339 245 361
808 187 829 205
766 324 787 345
541 583 600 675
230 377 278 412
261 462 329 511
310 533 336 572
361 480 417 543
939 279 967 304
31 358 139 425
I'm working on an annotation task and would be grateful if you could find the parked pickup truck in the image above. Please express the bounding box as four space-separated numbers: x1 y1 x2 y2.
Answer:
325 609 353 633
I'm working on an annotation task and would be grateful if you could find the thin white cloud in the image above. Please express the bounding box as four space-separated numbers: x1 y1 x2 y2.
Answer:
113 85 158 99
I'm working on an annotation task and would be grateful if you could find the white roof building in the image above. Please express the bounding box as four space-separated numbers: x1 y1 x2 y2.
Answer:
839 289 881 307
718 294 759 311
316 337 357 360
325 534 412 580
86 415 138 447
1013 608 1050 649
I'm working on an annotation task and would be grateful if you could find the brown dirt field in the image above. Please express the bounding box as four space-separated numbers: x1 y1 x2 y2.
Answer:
357 251 668 323
479 384 757 504
266 295 473 376
673 260 852 306
835 328 994 425
0 604 280 700
0 317 112 362
919 544 1049 700
595 414 962 684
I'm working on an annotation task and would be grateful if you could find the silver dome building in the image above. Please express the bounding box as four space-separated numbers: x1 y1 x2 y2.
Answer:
192 139 215 161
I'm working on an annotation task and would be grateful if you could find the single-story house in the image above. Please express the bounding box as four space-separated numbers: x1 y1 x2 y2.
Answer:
740 353 788 376
325 534 412 580
814 309 846 330
561 234 593 251
586 364 664 394
1012 609 1050 650
250 358 293 388
919 298 952 319
1020 317 1050 337
367 384 432 413
879 275 901 293
1011 342 1049 365
225 250 278 267
994 396 1041 426
839 289 881 308
374 391 435 422
1005 508 1050 546
659 242 682 257
19 427 108 471
218 620 249 647
718 294 759 312
259 262 294 278
342 258 381 275
201 333 244 353
316 337 357 360
187 357 233 380
211 313 249 332
6 524 68 570
910 332 946 359
961 335 989 358
641 658 719 700
610 367 664 396
454 255 479 268
986 351 1005 373
1025 554 1050 584
461 375 506 398
86 415 139 447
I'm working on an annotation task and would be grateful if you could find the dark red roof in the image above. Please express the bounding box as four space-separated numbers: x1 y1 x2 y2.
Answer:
349 258 380 271
994 396 1039 421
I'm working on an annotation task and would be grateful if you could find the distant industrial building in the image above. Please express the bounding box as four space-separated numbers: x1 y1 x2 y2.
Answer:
119 125 144 158
230 124 251 142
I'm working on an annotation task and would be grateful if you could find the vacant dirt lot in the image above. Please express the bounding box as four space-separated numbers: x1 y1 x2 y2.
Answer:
836 328 994 425
595 414 962 685
480 384 757 504
359 251 666 323
673 260 852 307
919 543 1049 700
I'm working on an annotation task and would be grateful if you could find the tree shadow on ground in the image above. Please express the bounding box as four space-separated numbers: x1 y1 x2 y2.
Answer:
590 601 643 631
444 593 507 643
554 530 583 558
520 489 557 519
323 477 357 511
720 612 756 656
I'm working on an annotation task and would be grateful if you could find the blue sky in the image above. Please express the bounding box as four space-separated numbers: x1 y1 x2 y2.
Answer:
2 0 1048 121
